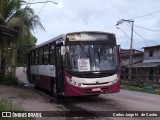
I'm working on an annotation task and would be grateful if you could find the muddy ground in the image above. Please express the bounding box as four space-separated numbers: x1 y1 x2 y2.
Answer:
0 85 69 120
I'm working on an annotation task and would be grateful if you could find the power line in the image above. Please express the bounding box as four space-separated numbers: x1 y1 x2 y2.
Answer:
25 0 33 8
27 0 34 7
27 1 58 5
125 22 148 46
132 30 148 46
119 24 159 45
116 27 131 41
126 23 160 45
132 10 160 20
37 1 48 14
134 25 160 32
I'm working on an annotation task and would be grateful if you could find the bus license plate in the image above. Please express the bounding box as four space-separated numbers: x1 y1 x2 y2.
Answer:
92 88 101 91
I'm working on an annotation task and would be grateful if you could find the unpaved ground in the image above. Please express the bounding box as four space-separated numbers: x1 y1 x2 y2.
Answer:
0 85 67 120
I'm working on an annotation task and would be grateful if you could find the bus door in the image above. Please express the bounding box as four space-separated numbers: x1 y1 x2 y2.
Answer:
27 52 31 83
55 46 64 96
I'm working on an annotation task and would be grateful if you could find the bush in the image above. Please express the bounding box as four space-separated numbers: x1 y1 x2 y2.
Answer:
0 99 18 111
121 80 144 87
0 74 19 86
0 99 32 120
121 85 144 91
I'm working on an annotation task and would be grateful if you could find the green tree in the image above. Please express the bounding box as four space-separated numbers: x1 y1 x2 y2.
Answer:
0 0 44 78
17 34 37 67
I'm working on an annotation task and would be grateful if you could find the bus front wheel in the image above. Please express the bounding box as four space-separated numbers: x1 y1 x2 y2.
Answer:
52 83 60 99
32 75 37 88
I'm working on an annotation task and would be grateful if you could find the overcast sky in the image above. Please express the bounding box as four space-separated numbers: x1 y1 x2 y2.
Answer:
26 0 160 50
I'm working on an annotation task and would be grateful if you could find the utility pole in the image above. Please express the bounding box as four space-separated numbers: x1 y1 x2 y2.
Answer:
116 19 134 65
130 20 134 65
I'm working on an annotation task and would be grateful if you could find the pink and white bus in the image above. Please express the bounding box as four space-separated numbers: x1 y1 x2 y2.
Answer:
27 31 120 98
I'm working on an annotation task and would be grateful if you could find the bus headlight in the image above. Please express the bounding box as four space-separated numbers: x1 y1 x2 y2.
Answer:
66 77 82 87
71 81 82 87
65 76 71 82
110 77 119 85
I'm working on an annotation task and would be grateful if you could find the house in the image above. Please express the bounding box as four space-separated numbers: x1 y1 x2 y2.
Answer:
120 49 143 67
0 25 17 80
120 48 143 80
129 45 160 83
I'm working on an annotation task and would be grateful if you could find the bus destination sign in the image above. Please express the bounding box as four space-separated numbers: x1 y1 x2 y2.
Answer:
67 33 110 41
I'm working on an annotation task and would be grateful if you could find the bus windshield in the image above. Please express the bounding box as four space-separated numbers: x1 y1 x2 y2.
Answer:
65 44 117 72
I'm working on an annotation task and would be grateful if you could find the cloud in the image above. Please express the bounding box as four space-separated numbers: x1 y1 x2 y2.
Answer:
27 0 160 49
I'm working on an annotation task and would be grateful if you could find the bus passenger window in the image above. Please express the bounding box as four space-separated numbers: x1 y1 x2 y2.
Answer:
44 45 49 64
35 50 38 64
50 45 55 64
31 51 35 65
38 48 43 64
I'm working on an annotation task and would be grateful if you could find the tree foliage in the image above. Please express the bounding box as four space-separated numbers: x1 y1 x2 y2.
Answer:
0 0 44 79
17 34 37 66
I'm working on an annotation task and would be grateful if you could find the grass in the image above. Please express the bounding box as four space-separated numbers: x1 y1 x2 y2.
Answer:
121 84 160 95
0 99 32 120
0 74 19 86
121 85 144 92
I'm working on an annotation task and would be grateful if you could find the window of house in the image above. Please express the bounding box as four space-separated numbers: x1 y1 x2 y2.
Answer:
38 47 43 64
44 45 49 64
49 45 55 64
149 49 153 57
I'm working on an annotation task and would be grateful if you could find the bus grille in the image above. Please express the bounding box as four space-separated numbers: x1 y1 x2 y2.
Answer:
82 82 109 85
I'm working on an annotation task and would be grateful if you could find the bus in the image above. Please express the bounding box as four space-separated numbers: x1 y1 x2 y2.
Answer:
27 31 120 98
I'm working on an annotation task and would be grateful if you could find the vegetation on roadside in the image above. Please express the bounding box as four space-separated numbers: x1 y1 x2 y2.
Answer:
121 85 144 91
0 99 32 120
0 0 44 81
121 80 160 95
0 74 19 86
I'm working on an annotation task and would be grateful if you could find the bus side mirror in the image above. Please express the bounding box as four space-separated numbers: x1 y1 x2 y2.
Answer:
61 46 65 55
117 45 120 52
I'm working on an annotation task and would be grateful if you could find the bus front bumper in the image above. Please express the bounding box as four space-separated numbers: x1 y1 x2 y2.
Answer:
64 80 120 96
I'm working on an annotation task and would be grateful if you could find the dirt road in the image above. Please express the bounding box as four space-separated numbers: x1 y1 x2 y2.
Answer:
0 85 68 120
15 67 160 120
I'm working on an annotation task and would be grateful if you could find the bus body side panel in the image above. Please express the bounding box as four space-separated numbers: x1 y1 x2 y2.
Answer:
35 75 52 91
30 65 56 91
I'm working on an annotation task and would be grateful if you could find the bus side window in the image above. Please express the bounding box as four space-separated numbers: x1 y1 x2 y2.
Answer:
31 51 35 65
49 45 55 64
35 49 38 64
38 47 43 64
44 45 49 64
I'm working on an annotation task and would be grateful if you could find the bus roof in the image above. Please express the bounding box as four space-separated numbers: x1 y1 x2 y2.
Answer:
29 31 115 51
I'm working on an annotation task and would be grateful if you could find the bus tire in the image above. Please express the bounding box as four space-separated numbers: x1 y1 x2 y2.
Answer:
53 83 59 98
32 75 37 88
52 83 63 99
